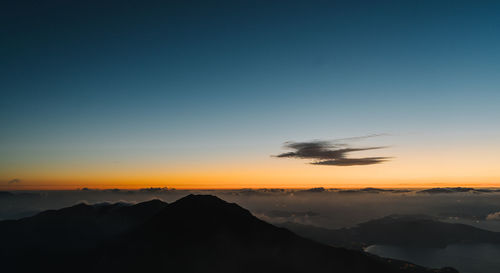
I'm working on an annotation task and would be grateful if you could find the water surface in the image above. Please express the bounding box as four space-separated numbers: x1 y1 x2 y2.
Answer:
365 244 500 273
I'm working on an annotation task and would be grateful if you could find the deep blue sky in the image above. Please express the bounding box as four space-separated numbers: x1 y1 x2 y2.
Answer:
2 1 500 188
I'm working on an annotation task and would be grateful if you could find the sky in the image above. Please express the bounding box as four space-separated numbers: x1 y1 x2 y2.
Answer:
1 0 500 189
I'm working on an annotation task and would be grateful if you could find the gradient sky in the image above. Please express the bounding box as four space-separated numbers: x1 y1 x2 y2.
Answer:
1 0 500 189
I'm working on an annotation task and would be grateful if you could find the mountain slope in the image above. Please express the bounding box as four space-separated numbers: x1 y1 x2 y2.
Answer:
0 199 168 270
280 214 500 250
94 195 456 273
0 195 457 273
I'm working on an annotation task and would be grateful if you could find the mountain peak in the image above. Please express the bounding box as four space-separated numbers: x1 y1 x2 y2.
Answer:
145 194 255 231
132 198 167 207
166 194 251 216
175 194 228 205
2 195 460 273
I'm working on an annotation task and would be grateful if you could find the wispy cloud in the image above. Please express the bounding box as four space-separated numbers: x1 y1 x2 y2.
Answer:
274 135 390 166
8 178 21 184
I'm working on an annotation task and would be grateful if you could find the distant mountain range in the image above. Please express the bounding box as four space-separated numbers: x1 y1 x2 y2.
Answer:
0 195 458 273
280 214 500 250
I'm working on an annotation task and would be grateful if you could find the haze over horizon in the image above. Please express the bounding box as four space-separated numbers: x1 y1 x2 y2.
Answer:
2 0 500 190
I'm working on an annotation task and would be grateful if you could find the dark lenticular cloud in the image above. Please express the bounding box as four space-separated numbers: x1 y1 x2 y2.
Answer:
275 138 390 166
312 157 389 166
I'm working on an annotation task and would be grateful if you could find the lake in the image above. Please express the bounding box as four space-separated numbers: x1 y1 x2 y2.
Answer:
365 244 500 273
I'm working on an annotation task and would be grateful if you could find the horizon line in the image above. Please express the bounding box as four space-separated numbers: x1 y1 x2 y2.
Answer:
2 184 500 191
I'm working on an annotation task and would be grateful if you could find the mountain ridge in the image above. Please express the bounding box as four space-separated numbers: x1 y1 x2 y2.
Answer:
280 214 500 250
0 195 458 273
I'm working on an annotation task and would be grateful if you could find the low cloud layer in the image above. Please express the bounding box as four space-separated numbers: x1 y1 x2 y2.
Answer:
2 188 500 231
275 137 390 166
487 212 500 221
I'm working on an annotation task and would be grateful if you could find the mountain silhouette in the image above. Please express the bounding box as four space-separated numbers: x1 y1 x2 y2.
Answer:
0 199 168 272
281 214 500 250
0 195 457 273
0 191 15 198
